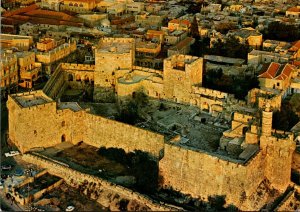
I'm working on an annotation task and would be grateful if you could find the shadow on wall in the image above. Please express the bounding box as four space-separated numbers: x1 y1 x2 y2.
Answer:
97 147 158 194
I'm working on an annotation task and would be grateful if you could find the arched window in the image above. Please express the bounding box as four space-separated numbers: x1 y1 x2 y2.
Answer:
79 3 83 7
84 75 89 83
74 3 78 7
61 134 66 142
69 3 73 6
62 121 66 127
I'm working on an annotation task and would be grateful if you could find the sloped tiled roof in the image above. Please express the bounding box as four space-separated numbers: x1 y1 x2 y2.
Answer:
258 62 294 81
289 40 300 52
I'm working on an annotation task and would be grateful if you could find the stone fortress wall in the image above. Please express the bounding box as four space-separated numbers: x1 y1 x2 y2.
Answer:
159 142 265 210
7 37 300 210
22 153 177 211
7 89 297 210
7 91 164 158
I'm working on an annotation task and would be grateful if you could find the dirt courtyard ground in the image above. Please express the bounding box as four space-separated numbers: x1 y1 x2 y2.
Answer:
34 182 105 211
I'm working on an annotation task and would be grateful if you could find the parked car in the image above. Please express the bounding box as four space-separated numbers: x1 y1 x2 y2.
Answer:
14 169 24 176
66 206 75 211
1 164 13 171
5 151 20 157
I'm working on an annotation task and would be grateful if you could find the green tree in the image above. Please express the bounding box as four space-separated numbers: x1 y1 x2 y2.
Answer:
272 102 299 131
116 88 148 125
263 21 300 42
190 16 200 39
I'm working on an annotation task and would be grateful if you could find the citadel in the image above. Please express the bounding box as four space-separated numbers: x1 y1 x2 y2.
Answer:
5 37 300 210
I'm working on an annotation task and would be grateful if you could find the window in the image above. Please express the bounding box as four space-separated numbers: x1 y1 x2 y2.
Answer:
61 134 66 142
62 121 65 127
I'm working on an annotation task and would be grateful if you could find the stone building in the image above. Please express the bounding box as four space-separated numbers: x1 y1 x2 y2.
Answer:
0 51 18 94
41 0 63 11
286 6 300 19
16 51 42 88
168 19 191 32
258 62 294 91
60 0 96 13
94 38 135 102
35 41 76 65
135 40 162 69
126 2 144 14
6 37 300 211
248 49 291 68
0 34 33 51
135 12 164 28
228 28 263 50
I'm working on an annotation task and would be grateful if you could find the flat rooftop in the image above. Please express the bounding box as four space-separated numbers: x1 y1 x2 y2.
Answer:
98 42 132 54
57 102 82 112
13 91 53 108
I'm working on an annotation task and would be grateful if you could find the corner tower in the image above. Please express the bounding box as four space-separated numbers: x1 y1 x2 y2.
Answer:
260 103 296 191
163 54 203 103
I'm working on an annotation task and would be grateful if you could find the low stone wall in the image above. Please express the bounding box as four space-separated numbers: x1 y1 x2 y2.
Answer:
12 171 63 206
22 153 179 211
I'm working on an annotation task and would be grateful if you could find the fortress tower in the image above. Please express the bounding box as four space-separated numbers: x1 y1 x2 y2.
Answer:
261 103 272 136
260 103 296 191
163 54 203 103
94 38 135 102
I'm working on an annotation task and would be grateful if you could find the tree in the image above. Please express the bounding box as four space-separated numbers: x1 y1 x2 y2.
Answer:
190 16 200 39
116 88 148 125
209 35 250 60
272 102 299 131
208 195 226 211
263 21 300 42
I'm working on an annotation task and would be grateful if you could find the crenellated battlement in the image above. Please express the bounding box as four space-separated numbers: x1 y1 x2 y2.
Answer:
100 37 135 44
61 63 95 71
192 86 230 99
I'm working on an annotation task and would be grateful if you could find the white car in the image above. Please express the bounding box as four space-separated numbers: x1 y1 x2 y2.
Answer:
66 206 75 211
5 151 20 157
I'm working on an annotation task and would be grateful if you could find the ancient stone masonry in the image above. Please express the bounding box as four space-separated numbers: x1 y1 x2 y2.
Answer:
7 90 164 158
159 142 265 210
7 37 300 210
22 153 179 211
94 38 135 102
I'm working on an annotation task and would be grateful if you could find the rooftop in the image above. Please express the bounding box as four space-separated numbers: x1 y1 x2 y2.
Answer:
12 91 53 108
229 28 261 38
258 62 294 80
98 42 132 54
57 102 83 112
204 55 245 65
287 6 300 13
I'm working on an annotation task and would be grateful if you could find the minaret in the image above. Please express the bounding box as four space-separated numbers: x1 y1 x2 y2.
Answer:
261 102 272 136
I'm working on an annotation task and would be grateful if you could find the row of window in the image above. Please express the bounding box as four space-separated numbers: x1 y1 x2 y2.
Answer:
67 3 84 7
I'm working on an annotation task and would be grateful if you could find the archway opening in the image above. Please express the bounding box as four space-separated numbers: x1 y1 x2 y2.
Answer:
61 134 66 142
